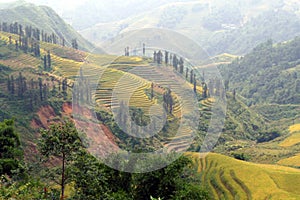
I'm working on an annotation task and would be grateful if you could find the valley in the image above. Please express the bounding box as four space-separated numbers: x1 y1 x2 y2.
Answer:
0 1 300 199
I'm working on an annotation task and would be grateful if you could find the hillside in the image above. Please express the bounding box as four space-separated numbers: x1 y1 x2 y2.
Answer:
1 1 300 199
0 2 102 53
220 37 300 106
0 29 199 154
187 152 300 200
79 0 300 56
207 9 300 55
62 0 191 30
0 27 272 160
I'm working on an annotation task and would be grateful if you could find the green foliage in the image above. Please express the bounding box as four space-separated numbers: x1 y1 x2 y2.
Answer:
129 107 150 126
220 37 300 105
172 183 210 200
130 155 191 200
71 150 110 200
0 118 209 199
195 93 267 151
100 153 208 200
232 153 250 161
38 120 82 158
163 88 173 114
38 119 83 199
0 177 59 200
252 104 300 121
257 130 281 143
0 119 25 177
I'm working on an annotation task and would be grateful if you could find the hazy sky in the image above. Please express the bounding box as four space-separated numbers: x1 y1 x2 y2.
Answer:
0 0 88 11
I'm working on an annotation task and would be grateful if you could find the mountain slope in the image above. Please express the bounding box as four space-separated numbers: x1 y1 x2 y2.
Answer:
79 0 300 56
0 2 102 53
187 152 300 200
207 9 300 55
220 37 300 105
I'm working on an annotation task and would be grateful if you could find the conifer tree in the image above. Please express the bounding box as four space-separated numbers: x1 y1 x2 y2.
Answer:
47 51 51 69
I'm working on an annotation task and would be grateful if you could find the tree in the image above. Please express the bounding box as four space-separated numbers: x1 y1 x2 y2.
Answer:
10 76 15 95
43 55 47 70
194 77 197 93
163 88 173 114
38 120 83 200
15 40 18 51
224 80 229 91
151 83 154 100
17 72 26 98
7 76 11 92
157 51 163 64
62 78 68 100
190 70 194 83
132 155 192 200
143 43 146 56
71 150 110 200
186 68 189 79
153 51 157 62
8 36 12 45
172 184 210 200
47 51 51 69
72 39 78 50
179 58 184 74
0 119 24 177
233 89 236 99
43 84 49 102
173 55 178 70
126 46 130 56
165 51 169 64
202 82 208 98
34 42 40 57
38 78 43 101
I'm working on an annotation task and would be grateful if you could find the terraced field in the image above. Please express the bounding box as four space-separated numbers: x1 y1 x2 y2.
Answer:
278 154 300 167
119 64 205 152
276 124 300 168
0 31 215 154
280 124 300 147
187 152 300 200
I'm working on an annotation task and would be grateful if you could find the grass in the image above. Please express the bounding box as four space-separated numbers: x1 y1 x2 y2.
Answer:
186 152 300 200
280 133 300 147
280 124 300 147
278 154 300 167
289 124 300 133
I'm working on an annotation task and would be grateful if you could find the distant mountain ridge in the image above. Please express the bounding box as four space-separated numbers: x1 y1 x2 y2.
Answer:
78 0 300 56
0 1 103 53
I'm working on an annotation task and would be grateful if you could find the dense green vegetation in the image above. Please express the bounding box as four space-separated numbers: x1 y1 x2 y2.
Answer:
0 119 25 177
0 118 210 200
220 37 300 105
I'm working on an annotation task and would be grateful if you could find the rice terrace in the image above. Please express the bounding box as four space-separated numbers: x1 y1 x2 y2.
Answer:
0 0 300 199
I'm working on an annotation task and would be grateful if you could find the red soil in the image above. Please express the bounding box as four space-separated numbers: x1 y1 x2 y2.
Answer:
28 103 119 161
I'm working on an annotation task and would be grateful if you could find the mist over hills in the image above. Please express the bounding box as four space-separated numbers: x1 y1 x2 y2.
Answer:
4 0 300 56
0 0 102 52
76 0 300 55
